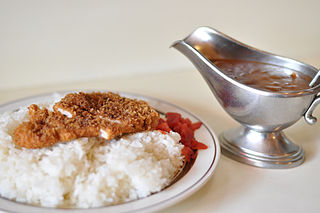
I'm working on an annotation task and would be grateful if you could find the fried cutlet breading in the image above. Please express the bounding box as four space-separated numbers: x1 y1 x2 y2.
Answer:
13 92 160 149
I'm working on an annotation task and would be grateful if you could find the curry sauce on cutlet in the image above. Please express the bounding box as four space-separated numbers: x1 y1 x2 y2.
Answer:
13 92 160 149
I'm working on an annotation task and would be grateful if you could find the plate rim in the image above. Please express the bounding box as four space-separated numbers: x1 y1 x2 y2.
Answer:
0 90 221 213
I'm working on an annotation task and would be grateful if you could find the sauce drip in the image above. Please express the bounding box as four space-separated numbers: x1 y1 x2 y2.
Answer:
212 59 312 92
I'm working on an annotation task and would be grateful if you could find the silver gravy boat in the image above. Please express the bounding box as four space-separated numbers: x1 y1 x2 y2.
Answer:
172 26 320 169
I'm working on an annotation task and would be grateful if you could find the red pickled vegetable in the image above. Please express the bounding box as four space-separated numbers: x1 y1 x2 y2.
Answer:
191 139 208 150
191 122 202 130
166 112 181 128
156 112 208 162
185 118 192 126
157 130 168 135
156 122 171 133
181 146 194 162
180 123 194 140
158 118 166 125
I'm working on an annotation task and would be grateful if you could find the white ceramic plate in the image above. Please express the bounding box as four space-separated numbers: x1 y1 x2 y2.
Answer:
0 91 220 213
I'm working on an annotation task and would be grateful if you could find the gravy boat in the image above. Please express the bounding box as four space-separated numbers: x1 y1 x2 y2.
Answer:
172 27 320 169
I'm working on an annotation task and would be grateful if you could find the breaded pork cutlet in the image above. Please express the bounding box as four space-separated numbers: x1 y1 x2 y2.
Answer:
13 92 160 149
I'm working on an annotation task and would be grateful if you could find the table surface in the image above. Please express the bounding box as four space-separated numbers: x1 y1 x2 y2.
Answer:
0 70 319 213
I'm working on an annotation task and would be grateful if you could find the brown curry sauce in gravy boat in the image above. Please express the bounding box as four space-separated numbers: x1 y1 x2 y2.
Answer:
211 59 312 92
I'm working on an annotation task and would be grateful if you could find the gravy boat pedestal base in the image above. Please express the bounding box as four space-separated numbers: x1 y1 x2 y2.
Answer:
219 126 304 169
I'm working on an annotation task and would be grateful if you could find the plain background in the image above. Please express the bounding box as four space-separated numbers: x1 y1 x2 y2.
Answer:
0 0 319 89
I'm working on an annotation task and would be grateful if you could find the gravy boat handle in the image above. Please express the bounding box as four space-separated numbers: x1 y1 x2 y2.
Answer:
305 95 320 124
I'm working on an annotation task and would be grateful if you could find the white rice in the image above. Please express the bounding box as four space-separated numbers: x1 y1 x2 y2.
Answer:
0 100 184 208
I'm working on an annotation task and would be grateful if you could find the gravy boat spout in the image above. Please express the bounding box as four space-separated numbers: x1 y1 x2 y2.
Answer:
172 27 320 169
